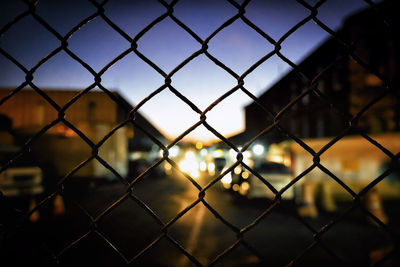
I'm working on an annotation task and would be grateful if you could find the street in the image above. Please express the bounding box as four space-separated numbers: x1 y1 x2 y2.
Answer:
2 170 400 267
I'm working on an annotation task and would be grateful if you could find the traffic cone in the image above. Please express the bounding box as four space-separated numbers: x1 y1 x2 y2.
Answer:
370 246 393 265
53 194 65 215
365 188 388 225
29 199 40 223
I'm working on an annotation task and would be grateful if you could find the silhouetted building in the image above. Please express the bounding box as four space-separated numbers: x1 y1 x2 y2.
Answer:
0 88 165 179
244 0 399 144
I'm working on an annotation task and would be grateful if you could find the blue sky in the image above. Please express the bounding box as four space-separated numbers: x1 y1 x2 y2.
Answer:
0 0 369 143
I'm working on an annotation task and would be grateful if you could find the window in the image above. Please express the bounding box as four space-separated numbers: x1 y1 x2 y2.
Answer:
37 102 45 125
301 116 309 137
332 72 341 91
302 92 309 105
290 82 298 98
365 74 383 87
88 101 96 122
318 80 325 93
316 115 324 137
290 119 298 134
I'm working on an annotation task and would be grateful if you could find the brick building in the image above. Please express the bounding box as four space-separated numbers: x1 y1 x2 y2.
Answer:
0 88 165 180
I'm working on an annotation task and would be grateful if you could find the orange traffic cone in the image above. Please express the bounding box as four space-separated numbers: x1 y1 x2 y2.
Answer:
370 246 394 265
53 194 65 215
365 188 388 225
29 199 40 223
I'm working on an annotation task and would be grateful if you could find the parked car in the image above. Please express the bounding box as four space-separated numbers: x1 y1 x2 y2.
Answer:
247 162 294 199
128 141 164 179
0 146 44 198
221 161 294 200
0 145 44 223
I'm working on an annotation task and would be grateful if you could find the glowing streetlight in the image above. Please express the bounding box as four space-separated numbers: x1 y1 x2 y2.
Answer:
252 144 264 156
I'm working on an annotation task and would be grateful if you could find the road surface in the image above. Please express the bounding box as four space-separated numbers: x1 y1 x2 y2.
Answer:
1 171 400 266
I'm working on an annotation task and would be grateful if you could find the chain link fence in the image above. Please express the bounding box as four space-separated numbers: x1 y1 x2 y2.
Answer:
0 0 399 266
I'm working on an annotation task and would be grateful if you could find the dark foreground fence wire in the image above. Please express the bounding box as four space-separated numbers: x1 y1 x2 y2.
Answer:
0 0 399 266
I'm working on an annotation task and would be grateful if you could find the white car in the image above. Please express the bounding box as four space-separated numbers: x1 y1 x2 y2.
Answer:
0 147 43 198
223 161 294 200
247 162 294 199
0 166 43 197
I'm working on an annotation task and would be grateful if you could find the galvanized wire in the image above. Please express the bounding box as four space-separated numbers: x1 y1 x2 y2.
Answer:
0 0 399 266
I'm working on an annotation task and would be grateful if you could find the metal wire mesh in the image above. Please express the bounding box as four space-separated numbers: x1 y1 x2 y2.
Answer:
0 0 399 266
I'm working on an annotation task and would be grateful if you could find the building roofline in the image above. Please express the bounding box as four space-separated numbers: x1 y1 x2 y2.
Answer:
0 87 167 140
244 35 339 110
244 0 393 111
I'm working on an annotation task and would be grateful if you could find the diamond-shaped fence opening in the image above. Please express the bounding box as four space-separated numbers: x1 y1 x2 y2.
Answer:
0 0 399 266
34 0 97 36
173 2 238 40
206 19 275 74
137 17 203 72
0 16 60 69
33 51 95 88
67 18 131 72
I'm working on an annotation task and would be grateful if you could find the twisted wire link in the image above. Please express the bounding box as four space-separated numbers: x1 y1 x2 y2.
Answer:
0 0 398 266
